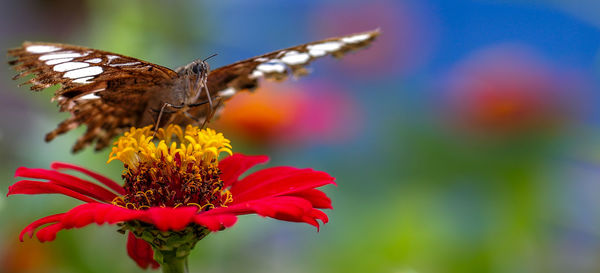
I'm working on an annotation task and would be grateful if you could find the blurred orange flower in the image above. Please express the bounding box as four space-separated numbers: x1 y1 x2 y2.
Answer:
0 231 56 273
214 81 362 147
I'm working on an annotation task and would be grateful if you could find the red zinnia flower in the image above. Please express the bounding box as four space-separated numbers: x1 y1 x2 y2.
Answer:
7 125 335 271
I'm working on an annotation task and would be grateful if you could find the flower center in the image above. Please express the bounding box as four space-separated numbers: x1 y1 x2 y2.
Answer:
108 125 233 210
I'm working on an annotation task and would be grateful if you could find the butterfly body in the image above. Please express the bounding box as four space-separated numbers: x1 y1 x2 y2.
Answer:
8 29 380 152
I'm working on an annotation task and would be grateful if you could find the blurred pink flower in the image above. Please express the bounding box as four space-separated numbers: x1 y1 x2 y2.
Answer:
442 44 587 137
214 81 362 147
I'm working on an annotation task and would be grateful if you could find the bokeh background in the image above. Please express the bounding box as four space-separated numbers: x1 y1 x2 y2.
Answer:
1 0 600 272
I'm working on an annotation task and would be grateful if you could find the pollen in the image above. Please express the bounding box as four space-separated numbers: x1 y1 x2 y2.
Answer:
108 125 233 210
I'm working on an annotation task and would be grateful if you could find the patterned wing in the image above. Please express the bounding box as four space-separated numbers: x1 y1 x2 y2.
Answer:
174 29 380 125
8 42 179 152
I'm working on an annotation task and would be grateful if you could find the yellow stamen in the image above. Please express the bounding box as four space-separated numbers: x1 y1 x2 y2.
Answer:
108 125 232 169
108 125 235 211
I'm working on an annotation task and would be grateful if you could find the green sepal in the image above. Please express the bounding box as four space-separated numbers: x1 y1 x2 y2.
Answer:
120 221 211 273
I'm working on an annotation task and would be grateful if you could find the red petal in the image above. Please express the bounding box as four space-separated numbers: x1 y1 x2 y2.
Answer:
299 215 320 229
229 166 298 195
231 168 335 203
35 223 64 242
127 232 159 269
8 180 99 203
18 204 136 242
51 162 126 195
142 207 198 231
14 167 117 202
308 209 329 224
19 214 64 241
193 213 238 231
251 197 313 219
220 153 269 188
63 204 111 228
206 196 309 217
204 196 325 228
288 189 333 209
53 204 212 232
60 203 139 228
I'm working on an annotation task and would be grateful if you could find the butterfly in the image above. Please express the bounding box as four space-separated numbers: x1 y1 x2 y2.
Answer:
8 29 380 152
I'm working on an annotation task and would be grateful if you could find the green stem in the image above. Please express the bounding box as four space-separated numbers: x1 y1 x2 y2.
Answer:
159 250 188 273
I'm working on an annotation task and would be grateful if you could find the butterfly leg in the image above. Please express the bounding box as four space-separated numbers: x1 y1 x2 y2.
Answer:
183 111 205 125
187 98 211 107
197 76 216 128
196 72 213 108
152 102 184 136
178 98 214 127
150 108 177 113
201 96 223 129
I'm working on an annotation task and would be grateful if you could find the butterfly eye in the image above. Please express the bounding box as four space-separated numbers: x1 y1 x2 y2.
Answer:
191 63 203 74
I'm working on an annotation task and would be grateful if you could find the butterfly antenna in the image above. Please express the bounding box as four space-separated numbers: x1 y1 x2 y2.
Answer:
203 53 218 62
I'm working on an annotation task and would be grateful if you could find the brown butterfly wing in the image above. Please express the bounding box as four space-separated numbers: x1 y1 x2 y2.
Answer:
8 42 178 152
173 29 380 125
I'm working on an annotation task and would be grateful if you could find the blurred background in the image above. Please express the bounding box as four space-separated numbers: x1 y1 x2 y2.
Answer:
1 0 600 272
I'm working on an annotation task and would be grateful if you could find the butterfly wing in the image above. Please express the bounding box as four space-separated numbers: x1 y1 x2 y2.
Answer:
9 30 380 151
173 29 380 125
8 42 178 152
208 29 380 96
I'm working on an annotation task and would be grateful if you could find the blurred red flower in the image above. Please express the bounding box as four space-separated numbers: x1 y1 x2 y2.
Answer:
442 44 584 137
215 81 362 147
7 125 335 269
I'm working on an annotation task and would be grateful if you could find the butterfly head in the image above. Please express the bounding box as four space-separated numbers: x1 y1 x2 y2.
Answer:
181 60 210 78
179 54 217 78
177 58 214 103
